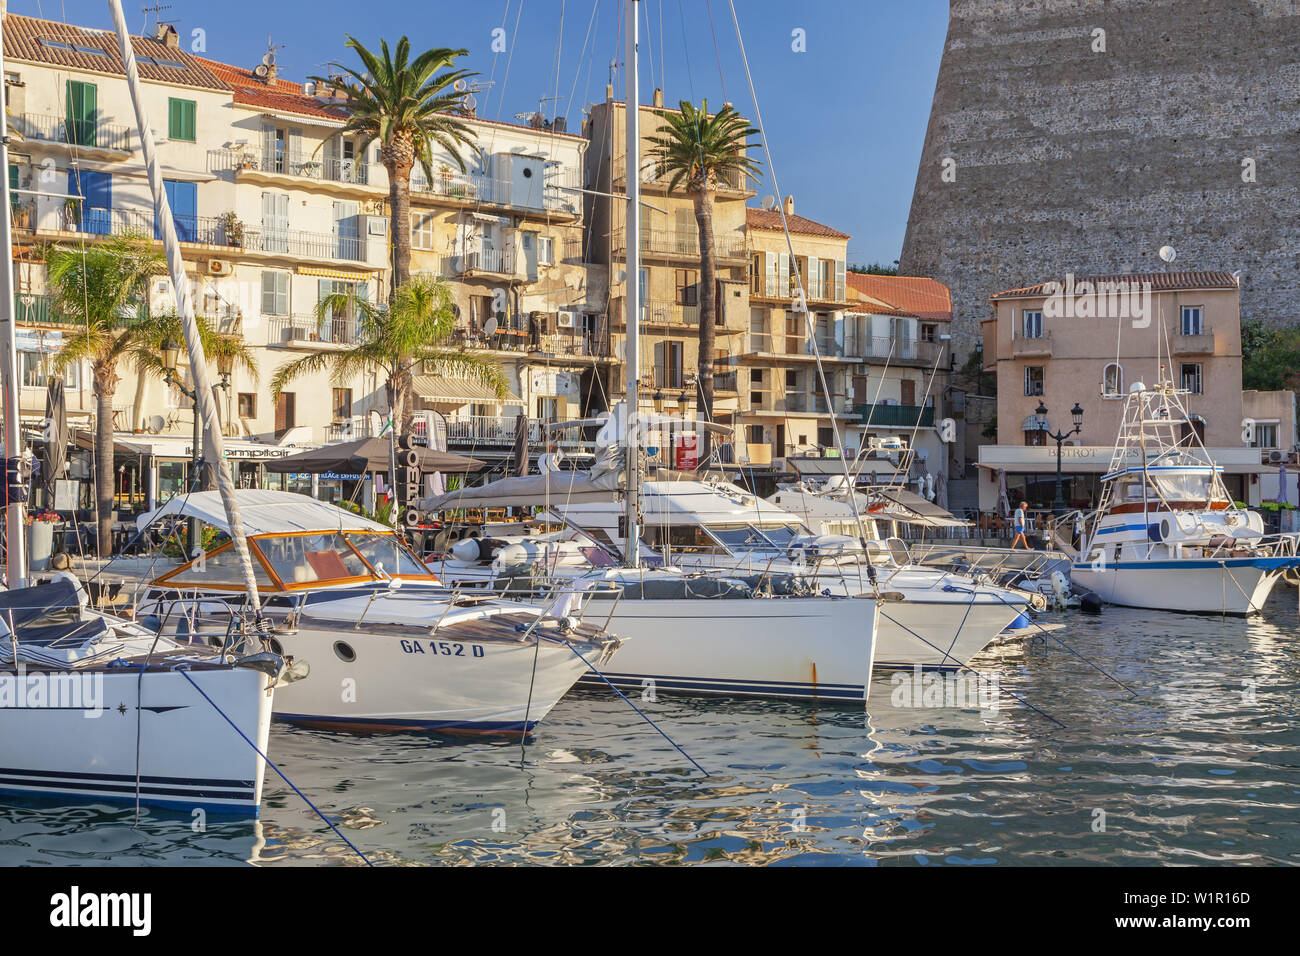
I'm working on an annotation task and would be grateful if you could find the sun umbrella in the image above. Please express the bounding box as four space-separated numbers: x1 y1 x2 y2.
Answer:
42 379 67 502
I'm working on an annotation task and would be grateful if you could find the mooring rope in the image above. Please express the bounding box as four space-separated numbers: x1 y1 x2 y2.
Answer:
562 639 709 776
174 666 373 866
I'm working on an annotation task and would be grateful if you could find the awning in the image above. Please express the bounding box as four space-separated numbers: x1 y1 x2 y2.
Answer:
412 374 523 406
297 266 377 280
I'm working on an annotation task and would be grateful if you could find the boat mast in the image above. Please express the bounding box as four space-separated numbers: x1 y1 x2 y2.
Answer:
0 16 27 588
623 0 641 568
106 0 264 619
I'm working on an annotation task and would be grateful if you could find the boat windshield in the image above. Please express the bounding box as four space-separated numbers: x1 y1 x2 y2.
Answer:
1113 470 1222 505
707 524 802 552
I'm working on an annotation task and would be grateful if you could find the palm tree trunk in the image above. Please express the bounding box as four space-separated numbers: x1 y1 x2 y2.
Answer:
387 161 414 298
692 187 717 462
93 370 116 558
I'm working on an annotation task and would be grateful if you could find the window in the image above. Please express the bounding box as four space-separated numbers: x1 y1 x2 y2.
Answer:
1180 306 1204 335
1024 427 1046 446
1180 362 1203 394
65 79 97 147
1022 310 1043 339
1250 422 1280 449
537 236 554 265
261 271 289 316
920 323 937 343
332 388 353 421
237 393 257 418
168 97 196 142
675 269 698 306
1024 365 1045 396
275 392 296 434
750 368 764 384
1103 362 1124 396
410 211 435 250
786 369 798 389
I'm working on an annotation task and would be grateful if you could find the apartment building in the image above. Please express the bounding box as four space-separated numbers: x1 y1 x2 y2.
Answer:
741 200 853 463
1 12 613 511
583 90 752 458
403 111 610 456
844 272 953 485
979 270 1280 510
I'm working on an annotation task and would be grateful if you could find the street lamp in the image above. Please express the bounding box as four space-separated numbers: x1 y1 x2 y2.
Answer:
1036 400 1084 514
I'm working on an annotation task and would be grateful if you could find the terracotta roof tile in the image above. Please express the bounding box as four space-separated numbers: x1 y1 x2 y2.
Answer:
2 14 226 90
847 273 952 321
992 271 1240 299
196 57 348 121
746 207 850 240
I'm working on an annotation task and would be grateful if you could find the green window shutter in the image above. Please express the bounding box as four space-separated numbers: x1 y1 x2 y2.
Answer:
168 98 196 141
65 80 97 147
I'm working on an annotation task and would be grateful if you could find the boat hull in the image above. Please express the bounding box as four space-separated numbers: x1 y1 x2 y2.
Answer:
0 665 273 815
874 598 1024 669
267 624 597 733
1071 558 1290 614
575 595 877 702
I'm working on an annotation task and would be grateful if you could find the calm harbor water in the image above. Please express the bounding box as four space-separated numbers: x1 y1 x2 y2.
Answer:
2 593 1298 866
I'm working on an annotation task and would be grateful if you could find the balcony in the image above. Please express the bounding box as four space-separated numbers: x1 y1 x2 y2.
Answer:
1174 326 1216 354
614 162 749 194
613 228 748 262
14 112 132 154
441 248 517 278
326 416 376 442
410 168 581 217
267 315 363 348
448 327 611 362
446 415 586 448
209 147 383 191
854 403 935 428
1011 331 1053 358
13 293 55 326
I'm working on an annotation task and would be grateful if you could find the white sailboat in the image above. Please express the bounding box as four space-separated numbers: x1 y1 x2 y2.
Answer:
0 5 283 815
1070 380 1300 614
136 490 620 731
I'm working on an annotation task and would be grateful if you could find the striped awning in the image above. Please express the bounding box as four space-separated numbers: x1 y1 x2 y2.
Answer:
412 374 523 406
297 266 377 280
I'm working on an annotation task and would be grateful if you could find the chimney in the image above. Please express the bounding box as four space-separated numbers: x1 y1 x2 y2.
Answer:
783 195 794 217
605 83 614 102
265 62 277 84
652 88 663 108
154 24 179 48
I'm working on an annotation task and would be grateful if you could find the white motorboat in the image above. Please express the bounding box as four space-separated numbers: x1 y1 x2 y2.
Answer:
137 491 619 732
1070 380 1300 614
0 577 281 814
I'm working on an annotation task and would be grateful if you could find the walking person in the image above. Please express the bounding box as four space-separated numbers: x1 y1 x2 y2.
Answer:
1011 500 1030 549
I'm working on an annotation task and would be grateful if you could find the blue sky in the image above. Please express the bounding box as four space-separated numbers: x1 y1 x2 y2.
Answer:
15 0 948 265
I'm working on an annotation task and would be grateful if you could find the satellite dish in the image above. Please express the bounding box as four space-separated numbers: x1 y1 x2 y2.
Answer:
262 51 276 67
615 269 627 284
1158 245 1177 263
147 415 166 434
253 64 269 78
761 195 776 210
453 78 468 93
484 316 498 335
462 93 477 111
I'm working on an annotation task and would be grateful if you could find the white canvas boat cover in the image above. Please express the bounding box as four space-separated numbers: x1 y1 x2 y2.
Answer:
418 446 624 510
137 490 391 536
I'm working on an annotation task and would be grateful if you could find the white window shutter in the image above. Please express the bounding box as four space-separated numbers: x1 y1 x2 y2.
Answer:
836 259 846 301
778 254 789 298
765 252 776 296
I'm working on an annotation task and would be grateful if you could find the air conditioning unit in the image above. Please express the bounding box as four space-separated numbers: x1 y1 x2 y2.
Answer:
556 311 575 329
207 259 233 276
365 215 388 237
1268 449 1284 463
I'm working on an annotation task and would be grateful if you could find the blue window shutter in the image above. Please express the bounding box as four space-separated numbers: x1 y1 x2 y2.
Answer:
158 180 197 241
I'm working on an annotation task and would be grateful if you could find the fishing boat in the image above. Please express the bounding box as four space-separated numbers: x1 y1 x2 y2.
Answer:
1070 380 1300 614
0 5 291 815
135 491 620 732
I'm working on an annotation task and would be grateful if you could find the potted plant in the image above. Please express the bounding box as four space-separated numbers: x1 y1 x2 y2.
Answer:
218 211 245 247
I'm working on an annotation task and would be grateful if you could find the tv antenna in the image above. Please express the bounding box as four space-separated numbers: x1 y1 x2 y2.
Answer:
141 1 175 31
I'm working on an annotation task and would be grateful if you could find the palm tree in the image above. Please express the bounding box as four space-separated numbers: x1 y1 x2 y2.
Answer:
313 37 477 296
46 236 256 555
270 276 506 496
648 99 761 454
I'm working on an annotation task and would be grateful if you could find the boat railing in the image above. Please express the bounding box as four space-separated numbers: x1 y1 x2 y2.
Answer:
1194 531 1300 560
903 541 1064 583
